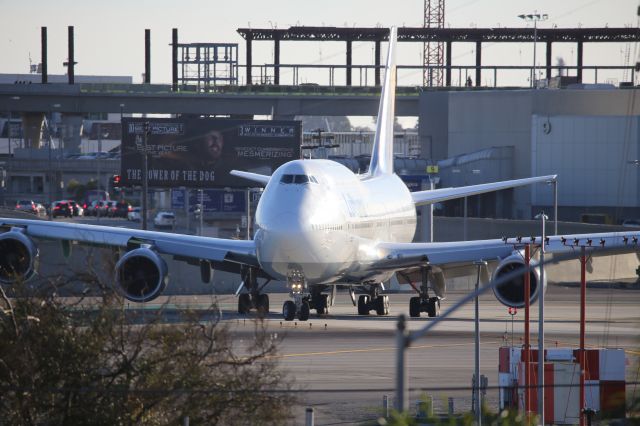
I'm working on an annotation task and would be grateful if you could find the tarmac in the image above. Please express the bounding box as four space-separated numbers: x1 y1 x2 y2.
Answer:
207 286 640 425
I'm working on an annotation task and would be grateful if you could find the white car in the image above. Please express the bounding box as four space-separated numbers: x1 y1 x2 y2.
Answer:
127 207 141 222
153 212 176 229
621 219 640 228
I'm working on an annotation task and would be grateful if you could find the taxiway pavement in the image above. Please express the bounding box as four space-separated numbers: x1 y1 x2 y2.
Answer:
209 286 640 425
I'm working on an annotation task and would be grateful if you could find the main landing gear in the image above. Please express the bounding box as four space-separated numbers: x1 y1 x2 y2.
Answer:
356 284 389 316
409 266 440 318
237 267 271 316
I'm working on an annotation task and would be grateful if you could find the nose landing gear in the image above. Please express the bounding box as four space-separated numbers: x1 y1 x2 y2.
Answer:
282 271 311 321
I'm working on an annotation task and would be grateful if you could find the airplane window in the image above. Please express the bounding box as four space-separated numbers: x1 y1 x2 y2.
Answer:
294 175 309 184
309 176 318 183
280 175 294 184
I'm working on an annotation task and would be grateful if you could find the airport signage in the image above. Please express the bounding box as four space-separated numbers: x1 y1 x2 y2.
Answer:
121 117 301 188
171 188 246 213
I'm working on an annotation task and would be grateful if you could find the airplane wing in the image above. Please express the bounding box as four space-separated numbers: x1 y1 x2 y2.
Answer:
411 175 557 206
0 217 258 268
375 231 639 271
372 231 640 300
230 170 271 186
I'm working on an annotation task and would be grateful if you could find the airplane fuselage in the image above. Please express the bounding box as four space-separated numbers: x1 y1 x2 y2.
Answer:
254 159 416 285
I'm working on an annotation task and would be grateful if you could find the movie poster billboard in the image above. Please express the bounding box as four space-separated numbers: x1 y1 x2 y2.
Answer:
121 118 301 188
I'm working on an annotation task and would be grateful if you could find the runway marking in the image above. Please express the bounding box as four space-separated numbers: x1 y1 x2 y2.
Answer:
271 340 501 359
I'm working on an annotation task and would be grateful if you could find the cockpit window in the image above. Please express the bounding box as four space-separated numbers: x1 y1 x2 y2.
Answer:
280 174 294 184
280 174 317 185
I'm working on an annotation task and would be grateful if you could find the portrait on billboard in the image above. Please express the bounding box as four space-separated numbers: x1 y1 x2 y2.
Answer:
121 118 301 188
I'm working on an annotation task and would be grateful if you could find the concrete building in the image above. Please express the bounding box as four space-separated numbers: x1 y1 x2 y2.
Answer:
419 87 640 222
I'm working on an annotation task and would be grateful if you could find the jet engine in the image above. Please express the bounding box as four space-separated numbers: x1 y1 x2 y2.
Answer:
115 247 168 303
0 230 38 284
491 251 546 308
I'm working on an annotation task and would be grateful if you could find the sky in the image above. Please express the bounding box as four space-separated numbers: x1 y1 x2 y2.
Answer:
1 0 638 126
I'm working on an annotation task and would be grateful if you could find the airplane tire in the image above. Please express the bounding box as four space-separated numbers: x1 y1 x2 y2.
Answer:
426 297 440 318
256 294 269 316
375 295 388 315
357 295 370 315
298 301 310 321
316 294 329 315
238 293 252 314
409 297 421 318
283 300 296 321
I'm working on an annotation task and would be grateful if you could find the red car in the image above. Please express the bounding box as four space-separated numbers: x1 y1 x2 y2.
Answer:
51 201 73 218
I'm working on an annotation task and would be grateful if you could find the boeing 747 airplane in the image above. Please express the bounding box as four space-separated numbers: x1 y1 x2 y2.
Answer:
1 28 638 321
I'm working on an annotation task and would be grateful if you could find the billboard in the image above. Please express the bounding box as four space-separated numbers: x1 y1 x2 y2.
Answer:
121 118 301 188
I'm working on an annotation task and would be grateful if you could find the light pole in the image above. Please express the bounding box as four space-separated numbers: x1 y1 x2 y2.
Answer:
518 13 548 88
142 121 150 230
96 123 109 223
535 211 549 425
473 260 488 426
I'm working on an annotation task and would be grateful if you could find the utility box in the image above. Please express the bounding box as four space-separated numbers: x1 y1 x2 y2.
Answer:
498 347 626 424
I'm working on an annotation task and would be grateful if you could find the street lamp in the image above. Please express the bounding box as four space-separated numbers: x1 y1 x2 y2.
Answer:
518 13 548 88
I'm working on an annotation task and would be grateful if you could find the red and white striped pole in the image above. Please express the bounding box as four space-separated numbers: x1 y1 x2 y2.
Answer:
524 244 531 417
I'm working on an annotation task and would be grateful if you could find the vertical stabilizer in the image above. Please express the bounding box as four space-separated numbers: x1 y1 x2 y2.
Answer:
368 27 398 176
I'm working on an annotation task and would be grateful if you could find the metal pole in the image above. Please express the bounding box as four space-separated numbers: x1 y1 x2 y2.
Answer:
199 189 203 236
7 109 11 157
48 112 52 220
474 260 487 426
463 196 468 241
395 314 408 412
533 20 537 88
538 214 546 425
553 180 558 235
246 188 251 240
96 125 102 223
579 246 587 426
524 244 531 417
429 177 435 242
142 122 149 230
184 188 189 234
305 407 314 426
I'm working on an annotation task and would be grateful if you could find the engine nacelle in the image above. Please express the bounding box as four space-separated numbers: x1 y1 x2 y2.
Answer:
0 230 38 284
492 251 547 308
115 247 168 303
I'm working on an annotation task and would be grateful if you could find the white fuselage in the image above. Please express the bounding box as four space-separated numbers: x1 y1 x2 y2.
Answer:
254 159 416 285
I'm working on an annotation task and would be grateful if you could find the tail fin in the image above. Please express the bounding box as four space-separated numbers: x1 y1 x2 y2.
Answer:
368 27 397 176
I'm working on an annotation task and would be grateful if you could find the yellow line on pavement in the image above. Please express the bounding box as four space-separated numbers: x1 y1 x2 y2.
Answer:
271 340 501 359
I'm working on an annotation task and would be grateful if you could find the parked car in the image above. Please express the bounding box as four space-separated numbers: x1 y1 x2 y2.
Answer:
87 200 109 217
66 200 83 217
105 200 119 217
153 212 176 229
113 202 132 218
127 207 141 222
15 200 38 215
34 203 47 218
51 201 73 218
621 219 640 228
